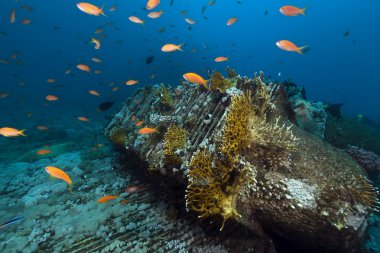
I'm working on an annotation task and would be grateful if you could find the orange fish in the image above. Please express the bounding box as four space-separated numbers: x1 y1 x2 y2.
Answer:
214 56 228 62
98 195 119 203
89 90 100 96
185 18 196 25
77 64 90 72
125 185 145 193
129 16 144 25
45 166 72 192
147 10 163 19
276 40 308 54
90 38 101 50
21 19 32 25
47 79 56 83
112 87 119 91
91 57 102 63
146 0 160 10
279 6 306 16
0 127 26 137
183 72 208 87
125 80 139 85
77 2 106 16
161 43 183 52
138 127 158 134
46 95 59 101
10 9 16 24
131 115 136 121
78 116 89 122
36 125 48 131
37 149 52 155
136 120 143 127
109 5 117 12
226 17 237 26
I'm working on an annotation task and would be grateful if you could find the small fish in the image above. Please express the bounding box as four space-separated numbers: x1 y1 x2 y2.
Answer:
98 195 119 203
180 10 188 16
94 70 102 74
112 87 119 91
146 0 160 10
125 185 145 193
161 43 183 52
185 18 196 25
91 57 102 63
98 101 114 111
126 80 138 85
0 92 10 98
136 120 143 127
36 125 48 131
183 72 208 87
343 29 350 37
0 127 26 137
279 6 306 16
138 127 158 134
89 90 100 96
214 56 228 62
158 27 165 33
46 95 59 101
147 10 163 19
90 38 101 50
78 116 90 122
77 3 106 16
226 17 237 26
276 40 309 54
109 5 117 12
47 79 56 83
10 9 16 24
45 166 72 192
77 64 90 72
0 59 10 64
208 0 216 6
21 4 34 11
129 16 144 25
170 0 175 6
145 56 154 64
21 19 32 25
37 149 52 155
0 216 24 229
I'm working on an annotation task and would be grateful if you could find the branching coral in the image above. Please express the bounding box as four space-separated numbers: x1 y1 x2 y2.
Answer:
186 150 242 231
220 91 254 165
163 124 187 167
209 71 231 94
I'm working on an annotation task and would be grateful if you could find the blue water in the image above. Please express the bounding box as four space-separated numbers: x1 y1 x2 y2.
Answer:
1 0 379 126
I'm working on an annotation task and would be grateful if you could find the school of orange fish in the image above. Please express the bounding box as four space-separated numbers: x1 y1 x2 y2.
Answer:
1 0 307 202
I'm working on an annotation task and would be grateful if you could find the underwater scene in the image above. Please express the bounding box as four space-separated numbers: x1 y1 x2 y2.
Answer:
1 0 380 252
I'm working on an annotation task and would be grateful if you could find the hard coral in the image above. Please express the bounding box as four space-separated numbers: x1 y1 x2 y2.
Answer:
185 149 242 231
163 124 187 167
220 91 254 165
209 71 232 94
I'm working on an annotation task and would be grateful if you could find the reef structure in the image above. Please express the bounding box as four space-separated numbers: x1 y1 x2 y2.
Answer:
105 72 379 252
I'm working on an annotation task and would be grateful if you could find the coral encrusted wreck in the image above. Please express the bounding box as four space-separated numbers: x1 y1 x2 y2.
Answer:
105 72 379 252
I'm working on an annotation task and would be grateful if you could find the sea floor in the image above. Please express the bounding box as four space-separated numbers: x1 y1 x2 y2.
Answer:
0 128 272 253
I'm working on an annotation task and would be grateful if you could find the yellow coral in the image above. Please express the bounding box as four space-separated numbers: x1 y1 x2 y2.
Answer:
220 91 254 165
209 71 231 93
163 124 187 166
186 150 241 231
